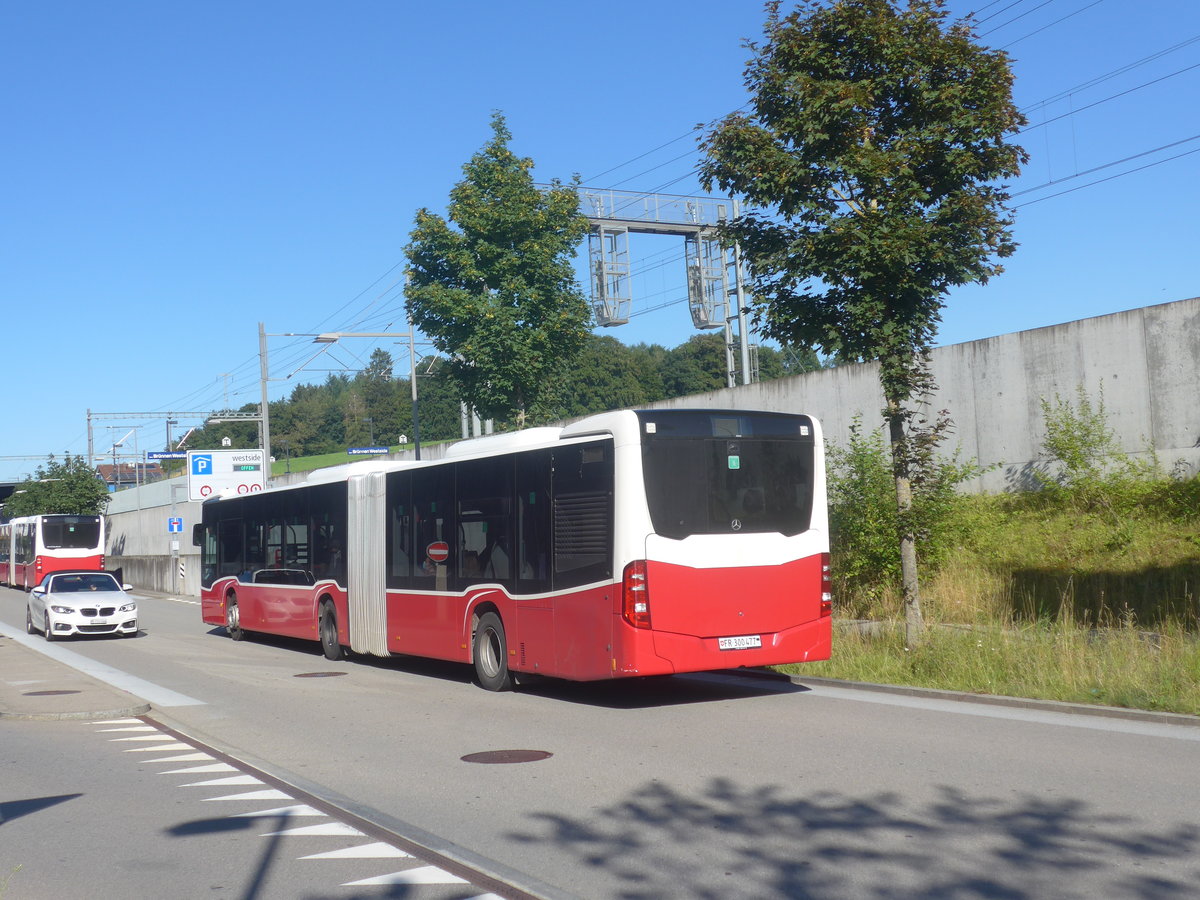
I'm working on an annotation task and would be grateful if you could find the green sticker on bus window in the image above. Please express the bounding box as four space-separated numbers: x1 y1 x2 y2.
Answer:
728 455 741 470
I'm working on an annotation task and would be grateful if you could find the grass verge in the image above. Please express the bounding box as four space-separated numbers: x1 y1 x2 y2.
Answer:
779 619 1200 716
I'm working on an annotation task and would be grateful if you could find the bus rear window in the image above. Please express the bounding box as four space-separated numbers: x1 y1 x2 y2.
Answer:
639 412 814 539
41 517 101 549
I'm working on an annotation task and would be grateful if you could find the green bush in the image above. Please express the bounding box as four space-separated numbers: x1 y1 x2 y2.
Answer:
827 419 982 615
1035 383 1161 513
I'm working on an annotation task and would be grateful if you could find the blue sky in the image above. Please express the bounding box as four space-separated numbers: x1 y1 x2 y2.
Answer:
2 0 1198 481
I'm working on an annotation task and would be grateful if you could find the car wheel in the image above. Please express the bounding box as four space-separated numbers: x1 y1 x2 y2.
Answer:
318 601 344 661
44 612 55 642
25 604 36 635
226 593 244 641
473 611 513 692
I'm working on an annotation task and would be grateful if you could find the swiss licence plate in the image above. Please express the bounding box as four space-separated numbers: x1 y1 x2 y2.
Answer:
718 634 762 651
90 618 108 625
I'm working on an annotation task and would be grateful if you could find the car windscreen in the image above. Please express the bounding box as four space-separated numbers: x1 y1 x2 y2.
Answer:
50 573 120 593
638 410 815 539
41 517 102 549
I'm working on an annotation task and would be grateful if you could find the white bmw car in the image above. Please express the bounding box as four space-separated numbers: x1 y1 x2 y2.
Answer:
26 570 138 640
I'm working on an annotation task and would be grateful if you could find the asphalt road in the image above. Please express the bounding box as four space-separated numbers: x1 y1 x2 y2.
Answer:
2 584 1198 899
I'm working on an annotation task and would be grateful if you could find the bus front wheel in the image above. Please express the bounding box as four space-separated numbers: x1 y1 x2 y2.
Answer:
226 594 244 641
319 601 344 661
473 611 513 692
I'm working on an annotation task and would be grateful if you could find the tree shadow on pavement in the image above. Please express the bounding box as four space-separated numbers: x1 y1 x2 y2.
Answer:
509 778 1200 899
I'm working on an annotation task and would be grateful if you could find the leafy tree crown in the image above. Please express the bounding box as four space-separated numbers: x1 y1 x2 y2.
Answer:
405 112 590 423
700 0 1027 399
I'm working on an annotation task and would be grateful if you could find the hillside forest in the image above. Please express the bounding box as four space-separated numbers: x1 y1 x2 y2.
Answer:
178 332 822 460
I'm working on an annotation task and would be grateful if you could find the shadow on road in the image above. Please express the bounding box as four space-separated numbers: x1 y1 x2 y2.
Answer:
0 793 82 824
508 778 1200 899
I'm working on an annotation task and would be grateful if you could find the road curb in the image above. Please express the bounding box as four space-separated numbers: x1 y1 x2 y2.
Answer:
731 667 1200 728
0 702 152 722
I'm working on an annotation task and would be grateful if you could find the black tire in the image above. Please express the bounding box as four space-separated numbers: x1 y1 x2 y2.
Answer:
226 593 244 641
473 611 513 692
25 604 35 635
44 612 55 642
319 601 344 661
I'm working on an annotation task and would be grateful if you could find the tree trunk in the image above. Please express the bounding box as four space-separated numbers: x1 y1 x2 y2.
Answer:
887 399 925 647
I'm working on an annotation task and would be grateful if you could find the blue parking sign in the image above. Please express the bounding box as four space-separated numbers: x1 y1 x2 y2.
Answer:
191 454 212 475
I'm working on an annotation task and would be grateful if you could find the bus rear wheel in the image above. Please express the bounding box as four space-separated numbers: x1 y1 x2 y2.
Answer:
226 593 244 641
473 611 513 692
319 601 343 661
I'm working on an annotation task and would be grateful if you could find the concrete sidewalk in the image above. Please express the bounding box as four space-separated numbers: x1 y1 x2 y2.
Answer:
0 633 151 720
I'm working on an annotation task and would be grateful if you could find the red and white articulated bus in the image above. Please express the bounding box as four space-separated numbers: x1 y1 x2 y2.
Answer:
195 408 831 690
0 514 106 590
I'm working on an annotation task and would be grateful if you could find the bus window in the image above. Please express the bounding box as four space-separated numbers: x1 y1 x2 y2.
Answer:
41 516 101 550
516 449 552 593
307 482 347 584
217 519 245 581
639 411 815 538
386 471 413 588
412 464 455 592
552 441 614 589
456 456 514 589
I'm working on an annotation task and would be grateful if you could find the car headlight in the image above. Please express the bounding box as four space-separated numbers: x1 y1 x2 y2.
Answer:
119 602 136 613
50 605 75 614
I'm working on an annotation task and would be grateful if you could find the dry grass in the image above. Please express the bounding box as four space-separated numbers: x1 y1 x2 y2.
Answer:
801 487 1200 716
784 620 1200 716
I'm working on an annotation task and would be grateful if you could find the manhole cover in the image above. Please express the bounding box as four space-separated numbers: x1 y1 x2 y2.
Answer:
294 672 347 678
460 750 553 764
22 690 82 696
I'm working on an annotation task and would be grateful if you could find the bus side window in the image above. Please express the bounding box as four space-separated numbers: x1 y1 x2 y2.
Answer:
412 464 454 591
386 470 413 588
551 442 614 589
516 449 552 593
454 456 513 590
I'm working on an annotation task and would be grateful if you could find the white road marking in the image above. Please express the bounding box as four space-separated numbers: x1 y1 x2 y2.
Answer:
263 822 365 837
90 718 507 897
181 775 265 787
300 842 412 860
158 763 237 774
231 805 326 818
110 734 177 742
143 752 214 763
97 725 157 732
202 789 293 802
344 865 468 886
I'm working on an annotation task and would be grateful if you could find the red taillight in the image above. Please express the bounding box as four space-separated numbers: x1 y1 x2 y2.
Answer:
622 560 652 629
35 556 43 573
100 555 105 569
820 552 832 618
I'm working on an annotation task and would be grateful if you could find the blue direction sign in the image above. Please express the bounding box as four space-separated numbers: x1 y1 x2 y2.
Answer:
148 451 188 460
347 446 389 455
168 517 184 533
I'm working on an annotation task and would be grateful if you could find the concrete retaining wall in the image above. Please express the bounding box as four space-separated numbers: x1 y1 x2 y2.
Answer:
639 296 1200 492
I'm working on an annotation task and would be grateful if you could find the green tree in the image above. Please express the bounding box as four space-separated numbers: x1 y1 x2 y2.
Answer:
3 455 109 517
405 112 591 426
661 333 728 397
548 334 666 419
700 0 1025 643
